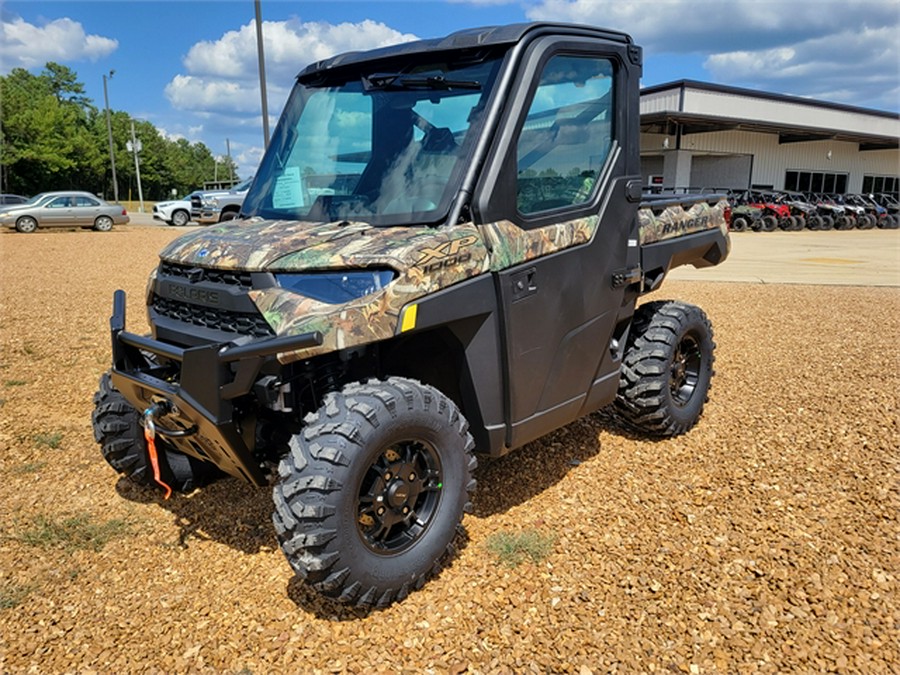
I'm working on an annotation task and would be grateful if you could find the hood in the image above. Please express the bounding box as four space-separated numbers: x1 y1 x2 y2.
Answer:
155 200 185 209
158 217 487 274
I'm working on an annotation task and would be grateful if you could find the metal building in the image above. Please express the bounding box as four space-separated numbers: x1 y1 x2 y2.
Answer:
639 80 900 195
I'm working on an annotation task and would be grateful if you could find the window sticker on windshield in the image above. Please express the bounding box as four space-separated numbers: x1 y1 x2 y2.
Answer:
273 167 304 209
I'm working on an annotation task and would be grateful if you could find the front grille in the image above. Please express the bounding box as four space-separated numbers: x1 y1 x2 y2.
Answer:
160 262 253 290
152 295 275 338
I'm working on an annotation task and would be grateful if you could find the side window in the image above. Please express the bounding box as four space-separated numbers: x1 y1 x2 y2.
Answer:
75 196 99 207
48 197 71 208
516 55 614 215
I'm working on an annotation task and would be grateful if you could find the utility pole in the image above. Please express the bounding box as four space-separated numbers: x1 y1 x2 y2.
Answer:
226 139 234 182
255 0 270 149
102 71 119 202
128 120 145 212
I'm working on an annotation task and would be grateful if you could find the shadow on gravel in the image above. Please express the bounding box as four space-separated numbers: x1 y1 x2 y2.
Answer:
284 530 471 621
115 476 275 553
472 407 642 518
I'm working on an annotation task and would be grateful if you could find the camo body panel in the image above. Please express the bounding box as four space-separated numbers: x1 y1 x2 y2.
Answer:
156 202 722 361
250 226 491 363
480 216 599 271
638 198 729 245
159 218 444 270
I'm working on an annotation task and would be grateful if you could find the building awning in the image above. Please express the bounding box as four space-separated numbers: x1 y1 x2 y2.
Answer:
640 80 899 152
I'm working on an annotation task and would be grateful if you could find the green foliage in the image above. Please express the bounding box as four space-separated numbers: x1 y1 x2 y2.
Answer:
10 461 47 474
0 581 35 610
33 432 63 449
1 62 235 199
485 529 556 567
17 513 130 552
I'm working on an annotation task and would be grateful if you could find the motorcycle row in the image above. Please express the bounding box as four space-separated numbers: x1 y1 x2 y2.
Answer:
727 191 900 232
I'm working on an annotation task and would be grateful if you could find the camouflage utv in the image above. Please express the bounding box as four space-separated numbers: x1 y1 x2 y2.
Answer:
93 22 729 607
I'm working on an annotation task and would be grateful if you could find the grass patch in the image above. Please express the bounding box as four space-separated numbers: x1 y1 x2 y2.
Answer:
11 461 47 475
485 528 556 567
0 581 35 610
33 431 63 449
4 379 27 387
18 513 130 553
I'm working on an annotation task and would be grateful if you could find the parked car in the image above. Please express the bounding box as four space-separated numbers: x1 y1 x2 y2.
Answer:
153 192 200 227
0 191 129 233
0 194 29 207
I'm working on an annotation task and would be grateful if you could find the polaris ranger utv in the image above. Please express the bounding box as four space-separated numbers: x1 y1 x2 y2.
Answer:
93 22 729 607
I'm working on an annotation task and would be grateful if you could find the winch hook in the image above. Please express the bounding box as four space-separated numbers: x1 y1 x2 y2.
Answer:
142 401 173 499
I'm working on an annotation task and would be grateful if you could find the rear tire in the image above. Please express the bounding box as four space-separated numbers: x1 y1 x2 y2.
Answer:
93 215 114 232
614 301 715 437
91 373 218 492
272 377 476 608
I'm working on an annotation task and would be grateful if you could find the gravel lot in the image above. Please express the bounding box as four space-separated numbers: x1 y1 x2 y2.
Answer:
1 227 897 673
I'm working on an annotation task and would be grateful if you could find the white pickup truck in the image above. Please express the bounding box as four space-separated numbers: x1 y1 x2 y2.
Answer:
190 177 253 224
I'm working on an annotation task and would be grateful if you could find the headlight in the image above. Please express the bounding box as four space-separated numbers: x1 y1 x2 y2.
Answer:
202 197 218 208
275 270 396 304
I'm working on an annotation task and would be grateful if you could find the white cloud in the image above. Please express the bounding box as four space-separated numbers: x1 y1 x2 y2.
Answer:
163 17 419 178
704 25 899 107
165 74 273 114
167 18 418 114
526 0 899 109
0 16 117 71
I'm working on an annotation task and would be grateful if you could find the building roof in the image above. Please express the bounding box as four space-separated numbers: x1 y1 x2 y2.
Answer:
640 80 899 151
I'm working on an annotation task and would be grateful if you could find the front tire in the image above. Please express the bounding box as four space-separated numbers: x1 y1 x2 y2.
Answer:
272 377 476 608
91 373 218 492
171 209 190 227
614 301 715 437
15 216 37 233
730 216 749 232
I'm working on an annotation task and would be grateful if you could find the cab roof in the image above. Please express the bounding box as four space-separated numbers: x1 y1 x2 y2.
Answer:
297 22 633 82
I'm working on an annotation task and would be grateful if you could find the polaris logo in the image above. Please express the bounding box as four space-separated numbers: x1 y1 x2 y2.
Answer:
167 282 220 305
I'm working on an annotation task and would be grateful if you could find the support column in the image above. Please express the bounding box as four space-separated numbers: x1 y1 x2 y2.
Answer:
662 150 693 190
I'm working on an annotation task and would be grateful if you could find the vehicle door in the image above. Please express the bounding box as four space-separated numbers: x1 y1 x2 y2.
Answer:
472 34 643 450
41 196 77 226
73 195 102 225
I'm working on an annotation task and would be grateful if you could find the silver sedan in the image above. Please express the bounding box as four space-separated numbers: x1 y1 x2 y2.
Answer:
0 191 130 233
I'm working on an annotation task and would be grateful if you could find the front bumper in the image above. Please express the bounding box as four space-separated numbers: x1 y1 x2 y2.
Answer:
109 289 321 484
196 207 221 224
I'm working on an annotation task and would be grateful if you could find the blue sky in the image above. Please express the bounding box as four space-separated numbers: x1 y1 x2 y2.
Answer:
2 1 898 179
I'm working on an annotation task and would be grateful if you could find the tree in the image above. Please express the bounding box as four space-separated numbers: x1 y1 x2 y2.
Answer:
0 66 100 193
0 62 239 199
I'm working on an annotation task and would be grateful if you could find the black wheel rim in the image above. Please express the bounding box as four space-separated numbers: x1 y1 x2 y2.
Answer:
670 332 702 406
357 439 442 554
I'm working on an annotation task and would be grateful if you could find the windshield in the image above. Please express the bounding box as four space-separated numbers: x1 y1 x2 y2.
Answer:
23 193 55 206
242 52 504 226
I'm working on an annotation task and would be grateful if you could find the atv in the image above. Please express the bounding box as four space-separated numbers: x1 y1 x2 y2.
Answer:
92 22 730 607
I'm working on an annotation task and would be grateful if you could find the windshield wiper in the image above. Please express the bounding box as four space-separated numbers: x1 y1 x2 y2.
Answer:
363 73 481 91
